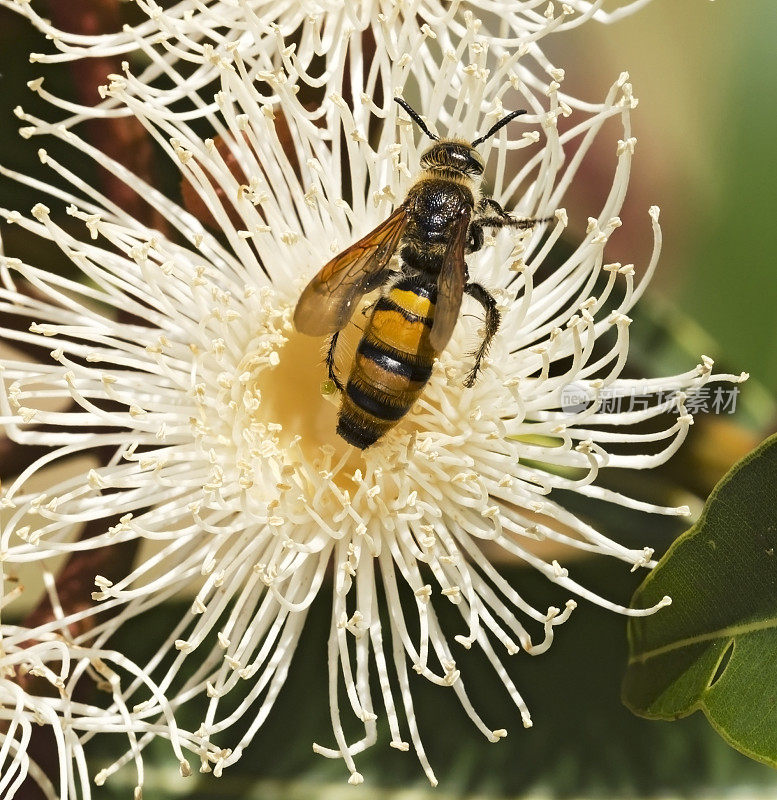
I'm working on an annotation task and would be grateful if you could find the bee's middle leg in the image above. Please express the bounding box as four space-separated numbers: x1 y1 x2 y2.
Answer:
466 221 484 254
463 282 501 388
326 331 345 392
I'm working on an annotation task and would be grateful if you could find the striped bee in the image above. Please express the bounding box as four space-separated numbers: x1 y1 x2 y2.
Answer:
294 98 546 449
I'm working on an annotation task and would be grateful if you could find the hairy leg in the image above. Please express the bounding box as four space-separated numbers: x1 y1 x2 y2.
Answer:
467 221 484 254
326 331 344 391
463 282 501 388
476 197 553 230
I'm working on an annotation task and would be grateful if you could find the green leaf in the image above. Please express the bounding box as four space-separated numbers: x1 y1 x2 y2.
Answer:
623 434 777 768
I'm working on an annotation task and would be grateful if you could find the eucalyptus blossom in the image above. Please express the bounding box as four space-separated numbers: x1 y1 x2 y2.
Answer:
0 584 205 800
6 0 653 123
0 0 744 791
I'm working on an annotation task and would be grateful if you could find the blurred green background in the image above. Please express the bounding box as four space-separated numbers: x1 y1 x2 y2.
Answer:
1 1 776 798
555 1 777 395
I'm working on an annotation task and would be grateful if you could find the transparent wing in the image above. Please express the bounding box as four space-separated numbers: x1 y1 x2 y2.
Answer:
293 203 409 336
429 204 471 352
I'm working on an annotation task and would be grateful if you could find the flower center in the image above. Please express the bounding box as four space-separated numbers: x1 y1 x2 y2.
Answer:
254 322 367 483
261 328 340 451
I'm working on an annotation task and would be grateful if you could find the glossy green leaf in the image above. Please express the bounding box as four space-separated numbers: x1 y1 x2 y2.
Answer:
623 434 777 768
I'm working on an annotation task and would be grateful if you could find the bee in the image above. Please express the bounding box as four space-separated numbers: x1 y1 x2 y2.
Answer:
294 97 547 449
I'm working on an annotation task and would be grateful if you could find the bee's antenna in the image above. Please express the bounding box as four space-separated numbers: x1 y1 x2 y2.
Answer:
472 109 527 147
394 97 439 141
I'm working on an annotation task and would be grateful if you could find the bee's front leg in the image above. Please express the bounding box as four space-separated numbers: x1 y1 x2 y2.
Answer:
476 197 552 230
477 197 511 217
463 282 501 388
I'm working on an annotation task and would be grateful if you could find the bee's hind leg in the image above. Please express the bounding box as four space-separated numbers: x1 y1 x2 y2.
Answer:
326 331 345 392
463 283 501 388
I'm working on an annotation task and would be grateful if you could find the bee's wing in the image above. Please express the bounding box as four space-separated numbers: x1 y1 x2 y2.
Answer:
429 204 471 352
294 202 409 336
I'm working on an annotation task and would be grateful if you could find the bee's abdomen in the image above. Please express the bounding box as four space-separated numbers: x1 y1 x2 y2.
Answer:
337 284 436 449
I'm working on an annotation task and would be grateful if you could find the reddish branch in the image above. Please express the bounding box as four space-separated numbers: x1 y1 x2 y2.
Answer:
22 513 135 637
0 437 50 480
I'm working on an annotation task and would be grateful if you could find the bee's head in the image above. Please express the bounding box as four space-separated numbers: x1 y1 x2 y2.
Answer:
420 141 484 176
394 97 528 175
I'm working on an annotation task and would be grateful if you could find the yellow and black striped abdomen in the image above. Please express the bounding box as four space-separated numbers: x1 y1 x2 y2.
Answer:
337 282 437 449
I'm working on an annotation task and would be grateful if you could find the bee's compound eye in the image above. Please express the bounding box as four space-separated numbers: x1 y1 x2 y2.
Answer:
419 145 438 167
461 150 483 175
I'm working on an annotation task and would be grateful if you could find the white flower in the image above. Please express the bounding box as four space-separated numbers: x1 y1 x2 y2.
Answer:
0 580 204 800
6 0 656 118
0 2 745 791
0 632 84 800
